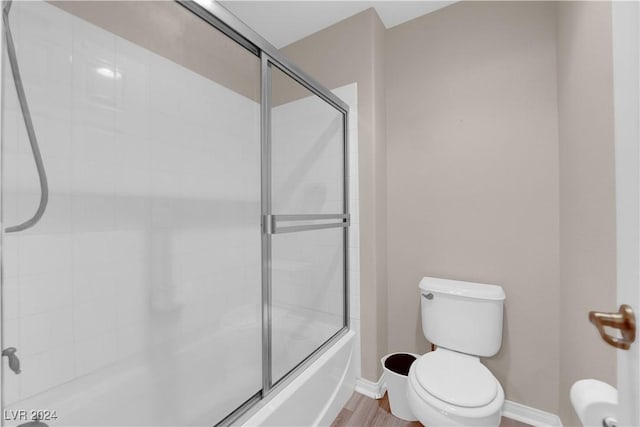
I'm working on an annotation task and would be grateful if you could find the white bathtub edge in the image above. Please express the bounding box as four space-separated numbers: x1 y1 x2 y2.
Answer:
242 330 356 427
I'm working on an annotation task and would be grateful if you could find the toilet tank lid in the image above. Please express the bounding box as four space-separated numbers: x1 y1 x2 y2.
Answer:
419 277 505 301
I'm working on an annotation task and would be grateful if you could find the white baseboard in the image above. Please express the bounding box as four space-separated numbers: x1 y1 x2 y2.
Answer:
355 375 387 399
503 400 563 427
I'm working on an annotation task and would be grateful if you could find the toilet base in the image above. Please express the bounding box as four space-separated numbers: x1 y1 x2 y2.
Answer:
406 364 503 427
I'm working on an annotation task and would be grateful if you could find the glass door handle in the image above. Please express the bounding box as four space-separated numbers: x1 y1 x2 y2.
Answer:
589 304 636 350
2 347 21 374
264 214 349 234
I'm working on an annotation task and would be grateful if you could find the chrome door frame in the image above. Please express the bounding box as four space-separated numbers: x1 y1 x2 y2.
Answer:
177 0 349 113
260 54 350 393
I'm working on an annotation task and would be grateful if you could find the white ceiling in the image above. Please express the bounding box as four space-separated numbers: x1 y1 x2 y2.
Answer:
219 1 455 48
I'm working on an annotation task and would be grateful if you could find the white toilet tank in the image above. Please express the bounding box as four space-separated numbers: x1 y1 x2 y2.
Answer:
420 277 505 357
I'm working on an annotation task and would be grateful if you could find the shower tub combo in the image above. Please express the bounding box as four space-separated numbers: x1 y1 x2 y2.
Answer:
0 0 359 425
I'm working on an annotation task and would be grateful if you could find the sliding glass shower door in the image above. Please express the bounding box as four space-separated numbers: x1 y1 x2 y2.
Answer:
266 62 349 387
1 1 262 425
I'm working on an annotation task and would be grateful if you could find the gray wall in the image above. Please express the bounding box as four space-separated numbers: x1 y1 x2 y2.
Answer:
556 2 617 424
386 1 561 414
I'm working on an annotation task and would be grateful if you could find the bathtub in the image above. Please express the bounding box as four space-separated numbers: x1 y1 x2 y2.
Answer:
2 315 356 427
242 330 356 427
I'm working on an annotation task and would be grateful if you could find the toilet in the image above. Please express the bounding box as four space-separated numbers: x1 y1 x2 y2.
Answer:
407 277 506 427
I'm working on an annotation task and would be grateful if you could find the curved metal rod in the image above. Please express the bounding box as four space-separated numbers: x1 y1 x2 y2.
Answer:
3 0 49 233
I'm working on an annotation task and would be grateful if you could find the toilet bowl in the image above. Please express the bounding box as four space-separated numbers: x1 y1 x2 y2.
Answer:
407 277 506 426
407 348 504 426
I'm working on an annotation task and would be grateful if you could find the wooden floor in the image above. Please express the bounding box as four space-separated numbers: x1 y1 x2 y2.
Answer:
331 392 532 427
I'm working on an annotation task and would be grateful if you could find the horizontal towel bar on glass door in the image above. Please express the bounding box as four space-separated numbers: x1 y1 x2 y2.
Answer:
264 214 350 234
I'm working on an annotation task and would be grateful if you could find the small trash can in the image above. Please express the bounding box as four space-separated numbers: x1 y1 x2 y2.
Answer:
381 352 419 421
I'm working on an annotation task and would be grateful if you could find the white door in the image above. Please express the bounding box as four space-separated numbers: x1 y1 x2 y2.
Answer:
612 1 639 425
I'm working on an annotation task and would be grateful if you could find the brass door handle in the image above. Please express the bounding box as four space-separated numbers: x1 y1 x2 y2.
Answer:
589 304 636 350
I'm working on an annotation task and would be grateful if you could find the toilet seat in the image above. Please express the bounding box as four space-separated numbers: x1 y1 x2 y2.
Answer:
407 349 505 422
407 366 505 426
414 348 498 408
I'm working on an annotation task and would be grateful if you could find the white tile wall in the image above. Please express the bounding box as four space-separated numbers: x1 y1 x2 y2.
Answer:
333 83 361 379
2 1 262 421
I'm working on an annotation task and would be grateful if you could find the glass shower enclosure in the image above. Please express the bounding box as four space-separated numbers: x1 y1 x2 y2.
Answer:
0 1 349 425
